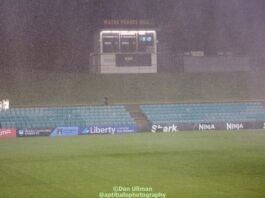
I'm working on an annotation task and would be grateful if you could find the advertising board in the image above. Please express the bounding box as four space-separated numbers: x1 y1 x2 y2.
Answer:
151 121 265 132
50 127 79 137
0 128 17 138
17 129 53 137
16 125 137 137
79 125 137 135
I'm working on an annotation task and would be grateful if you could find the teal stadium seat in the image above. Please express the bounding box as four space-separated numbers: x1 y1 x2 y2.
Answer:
140 102 265 125
0 105 136 129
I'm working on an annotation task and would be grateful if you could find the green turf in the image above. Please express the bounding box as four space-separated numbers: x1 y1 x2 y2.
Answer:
1 131 265 198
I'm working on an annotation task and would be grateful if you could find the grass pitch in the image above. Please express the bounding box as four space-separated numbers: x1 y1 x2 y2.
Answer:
0 131 265 198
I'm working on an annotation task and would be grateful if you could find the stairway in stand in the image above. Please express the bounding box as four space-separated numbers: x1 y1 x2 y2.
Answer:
124 104 151 132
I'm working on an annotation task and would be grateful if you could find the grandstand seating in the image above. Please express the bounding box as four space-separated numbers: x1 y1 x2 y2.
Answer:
2 102 265 130
140 102 265 124
0 105 136 129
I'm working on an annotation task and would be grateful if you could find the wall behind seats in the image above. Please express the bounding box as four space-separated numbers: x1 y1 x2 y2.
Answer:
184 56 250 72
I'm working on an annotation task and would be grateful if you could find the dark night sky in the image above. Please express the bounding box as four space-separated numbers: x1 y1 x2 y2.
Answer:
0 0 265 71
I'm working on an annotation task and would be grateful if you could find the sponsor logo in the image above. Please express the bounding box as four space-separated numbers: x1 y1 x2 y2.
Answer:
80 128 90 134
89 126 115 134
80 125 136 135
198 123 216 131
80 126 114 135
18 130 24 136
0 130 12 136
151 124 178 133
0 128 16 138
17 129 52 137
50 127 79 136
226 123 244 130
115 126 136 133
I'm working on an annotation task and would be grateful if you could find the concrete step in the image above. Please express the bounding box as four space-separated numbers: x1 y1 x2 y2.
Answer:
125 104 151 132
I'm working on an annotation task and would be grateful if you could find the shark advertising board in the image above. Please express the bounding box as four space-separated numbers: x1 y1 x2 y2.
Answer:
151 121 265 132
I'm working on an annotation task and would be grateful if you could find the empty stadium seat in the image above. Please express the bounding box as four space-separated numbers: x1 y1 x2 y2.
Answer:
0 105 136 129
140 102 265 125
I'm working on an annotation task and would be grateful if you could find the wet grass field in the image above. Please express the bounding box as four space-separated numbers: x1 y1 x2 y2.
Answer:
0 131 265 198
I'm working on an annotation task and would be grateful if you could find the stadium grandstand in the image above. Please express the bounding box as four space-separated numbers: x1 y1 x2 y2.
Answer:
0 105 135 129
1 69 265 134
1 1 265 198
